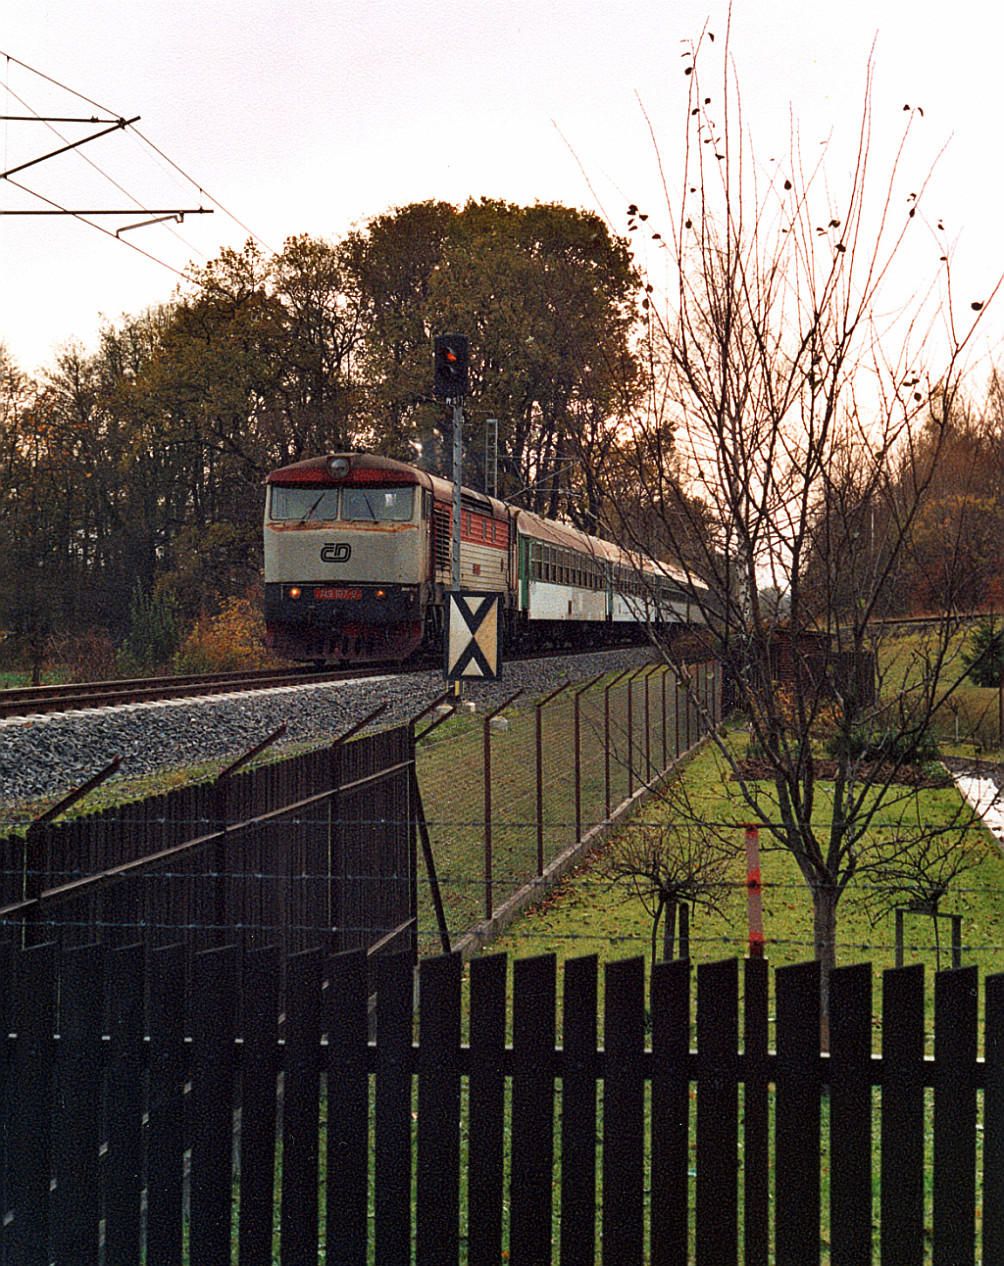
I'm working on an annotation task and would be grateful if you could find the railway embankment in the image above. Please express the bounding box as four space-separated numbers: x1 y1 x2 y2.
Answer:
0 646 657 814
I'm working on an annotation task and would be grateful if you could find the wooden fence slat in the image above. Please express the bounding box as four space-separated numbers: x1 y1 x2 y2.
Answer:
933 966 979 1266
650 957 691 1266
416 953 462 1265
774 959 820 1266
52 944 103 1266
985 972 1004 1266
695 957 739 1266
5 939 1004 1266
189 944 237 1264
602 956 646 1266
9 943 55 1266
374 951 415 1266
146 943 186 1266
509 954 557 1266
238 946 280 1266
103 942 145 1266
467 953 507 1266
881 964 926 1266
281 946 323 1265
0 941 12 1266
325 948 369 1266
828 962 873 1266
743 956 769 1266
559 954 598 1266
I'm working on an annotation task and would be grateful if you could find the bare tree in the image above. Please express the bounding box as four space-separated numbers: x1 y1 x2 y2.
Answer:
602 19 1000 1006
604 819 736 964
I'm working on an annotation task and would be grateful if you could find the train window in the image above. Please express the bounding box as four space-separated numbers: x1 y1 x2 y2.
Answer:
342 487 414 522
270 486 340 521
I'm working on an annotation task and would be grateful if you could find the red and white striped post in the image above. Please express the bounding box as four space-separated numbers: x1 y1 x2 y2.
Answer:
744 824 765 958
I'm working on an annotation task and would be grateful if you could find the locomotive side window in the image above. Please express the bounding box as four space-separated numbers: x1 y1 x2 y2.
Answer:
342 487 414 522
270 487 340 521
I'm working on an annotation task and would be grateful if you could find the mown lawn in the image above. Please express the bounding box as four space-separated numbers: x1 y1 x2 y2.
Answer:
474 726 1004 1007
877 625 1002 759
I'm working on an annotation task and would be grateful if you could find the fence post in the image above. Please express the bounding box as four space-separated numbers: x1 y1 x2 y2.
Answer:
409 696 457 959
661 665 668 770
627 671 636 797
535 681 571 875
213 725 286 948
678 900 691 961
674 671 682 758
603 669 631 821
329 740 344 955
482 690 522 921
624 666 648 797
951 914 963 970
644 665 653 781
745 825 765 958
23 755 122 945
328 704 388 955
573 676 603 844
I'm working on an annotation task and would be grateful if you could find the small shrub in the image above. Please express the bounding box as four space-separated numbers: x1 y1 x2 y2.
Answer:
44 629 117 682
963 618 1004 688
173 594 277 673
118 583 181 673
826 726 939 764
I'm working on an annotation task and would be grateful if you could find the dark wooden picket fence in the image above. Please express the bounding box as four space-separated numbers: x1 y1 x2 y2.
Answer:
2 943 1002 1265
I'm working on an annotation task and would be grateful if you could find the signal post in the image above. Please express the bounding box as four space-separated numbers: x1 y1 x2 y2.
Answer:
433 334 502 689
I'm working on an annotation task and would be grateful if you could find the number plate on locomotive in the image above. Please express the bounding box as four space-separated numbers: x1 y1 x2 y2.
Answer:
313 587 362 600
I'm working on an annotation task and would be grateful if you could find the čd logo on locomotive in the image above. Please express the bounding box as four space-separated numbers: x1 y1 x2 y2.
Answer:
320 543 352 562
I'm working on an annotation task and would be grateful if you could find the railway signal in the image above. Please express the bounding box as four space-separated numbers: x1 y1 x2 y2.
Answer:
433 333 469 400
445 593 502 681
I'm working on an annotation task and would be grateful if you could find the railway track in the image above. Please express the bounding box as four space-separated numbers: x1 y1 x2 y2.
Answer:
0 637 655 722
0 664 401 720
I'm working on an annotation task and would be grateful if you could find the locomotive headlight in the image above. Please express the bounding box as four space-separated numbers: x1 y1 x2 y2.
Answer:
328 456 350 478
289 586 302 599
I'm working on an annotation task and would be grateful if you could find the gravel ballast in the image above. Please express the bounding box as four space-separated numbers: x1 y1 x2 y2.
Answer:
0 647 657 815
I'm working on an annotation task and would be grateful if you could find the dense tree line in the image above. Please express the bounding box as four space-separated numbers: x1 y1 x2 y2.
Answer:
0 199 642 672
0 195 999 679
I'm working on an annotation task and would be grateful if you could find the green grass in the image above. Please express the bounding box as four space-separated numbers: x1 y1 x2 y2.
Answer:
415 674 693 955
876 626 1002 759
477 726 1004 989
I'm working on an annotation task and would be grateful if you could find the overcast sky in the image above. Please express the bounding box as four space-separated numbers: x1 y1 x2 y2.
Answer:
3 0 1004 377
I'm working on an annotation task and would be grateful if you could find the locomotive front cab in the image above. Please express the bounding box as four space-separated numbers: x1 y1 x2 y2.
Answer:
263 453 429 663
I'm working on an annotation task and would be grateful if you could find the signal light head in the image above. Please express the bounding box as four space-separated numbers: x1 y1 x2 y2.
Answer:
433 333 469 399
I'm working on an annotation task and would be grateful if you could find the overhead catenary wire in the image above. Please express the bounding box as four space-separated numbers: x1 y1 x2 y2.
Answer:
0 71 211 267
0 48 273 277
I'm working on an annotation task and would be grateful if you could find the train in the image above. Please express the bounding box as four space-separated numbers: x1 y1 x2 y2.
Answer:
263 451 706 665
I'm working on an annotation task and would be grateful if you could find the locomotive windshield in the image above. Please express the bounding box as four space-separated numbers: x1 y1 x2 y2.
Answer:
268 484 414 523
342 487 414 522
270 486 341 522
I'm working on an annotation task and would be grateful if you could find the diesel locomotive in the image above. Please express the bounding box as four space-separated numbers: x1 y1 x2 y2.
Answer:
263 452 704 664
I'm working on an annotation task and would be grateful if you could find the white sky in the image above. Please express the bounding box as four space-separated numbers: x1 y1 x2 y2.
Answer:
3 0 1004 377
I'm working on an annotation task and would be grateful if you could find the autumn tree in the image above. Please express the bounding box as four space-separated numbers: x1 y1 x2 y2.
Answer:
344 198 644 525
0 351 81 680
606 25 1000 1005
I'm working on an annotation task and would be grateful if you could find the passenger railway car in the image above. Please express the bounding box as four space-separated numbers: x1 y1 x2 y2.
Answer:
263 452 703 664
